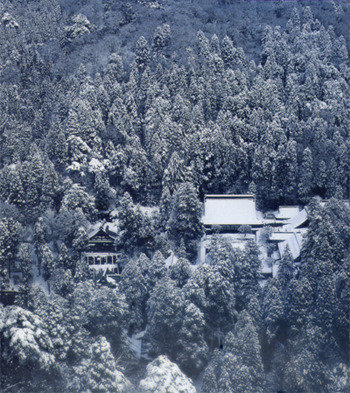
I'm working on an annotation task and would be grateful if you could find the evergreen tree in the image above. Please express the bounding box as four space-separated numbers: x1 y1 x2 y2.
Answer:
162 151 186 194
0 218 19 288
0 306 56 391
278 246 295 290
221 36 235 68
335 257 350 360
175 302 209 376
146 251 167 290
146 277 185 358
74 255 91 283
153 24 171 52
39 244 55 282
184 263 236 339
25 148 45 219
8 167 25 207
46 128 68 169
197 31 210 62
159 186 172 230
41 160 60 210
79 336 130 393
18 243 33 288
169 257 192 288
139 355 196 393
202 350 220 393
167 182 203 258
82 285 128 353
203 311 265 393
52 268 74 298
262 279 284 342
284 323 326 393
116 192 144 253
314 275 337 354
288 277 313 334
120 257 149 333
235 241 261 310
135 36 151 71
59 242 73 272
298 147 313 203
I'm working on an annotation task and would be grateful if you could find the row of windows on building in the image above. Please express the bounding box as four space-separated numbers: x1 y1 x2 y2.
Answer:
82 253 123 275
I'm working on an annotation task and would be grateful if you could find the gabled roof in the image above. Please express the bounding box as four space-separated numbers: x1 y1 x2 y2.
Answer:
277 232 303 260
88 223 103 238
283 208 308 231
88 223 118 240
202 194 262 226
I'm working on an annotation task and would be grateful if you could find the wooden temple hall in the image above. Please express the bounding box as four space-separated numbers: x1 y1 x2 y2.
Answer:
81 224 123 282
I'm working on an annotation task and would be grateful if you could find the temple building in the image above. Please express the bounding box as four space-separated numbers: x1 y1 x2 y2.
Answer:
202 194 263 232
200 194 309 278
81 223 123 284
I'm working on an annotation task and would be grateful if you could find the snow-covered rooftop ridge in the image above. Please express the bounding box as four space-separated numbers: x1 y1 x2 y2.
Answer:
87 222 103 238
202 194 262 226
87 222 119 238
205 194 255 199
270 232 296 241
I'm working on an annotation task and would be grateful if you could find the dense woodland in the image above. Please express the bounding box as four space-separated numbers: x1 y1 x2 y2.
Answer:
0 1 349 392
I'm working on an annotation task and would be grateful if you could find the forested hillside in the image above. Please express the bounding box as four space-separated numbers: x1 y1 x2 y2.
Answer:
0 1 349 392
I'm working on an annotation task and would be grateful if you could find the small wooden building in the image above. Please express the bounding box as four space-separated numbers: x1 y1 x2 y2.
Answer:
81 224 123 282
0 289 24 306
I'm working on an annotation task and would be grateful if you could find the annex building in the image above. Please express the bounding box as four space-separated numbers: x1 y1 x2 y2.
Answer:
200 194 309 277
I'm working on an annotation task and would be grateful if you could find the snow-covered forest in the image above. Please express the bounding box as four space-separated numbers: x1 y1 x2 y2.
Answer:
0 0 349 392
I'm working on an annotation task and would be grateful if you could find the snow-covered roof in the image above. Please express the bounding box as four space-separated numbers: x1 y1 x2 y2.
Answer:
270 232 295 242
283 208 308 231
87 223 103 238
275 206 301 219
105 222 119 235
277 232 303 260
87 222 118 239
202 195 262 226
165 253 178 268
269 229 304 260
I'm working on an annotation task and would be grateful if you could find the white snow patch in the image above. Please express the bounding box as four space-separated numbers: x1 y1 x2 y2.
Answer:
66 161 81 172
202 195 262 226
139 355 196 393
88 158 105 173
140 206 159 217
